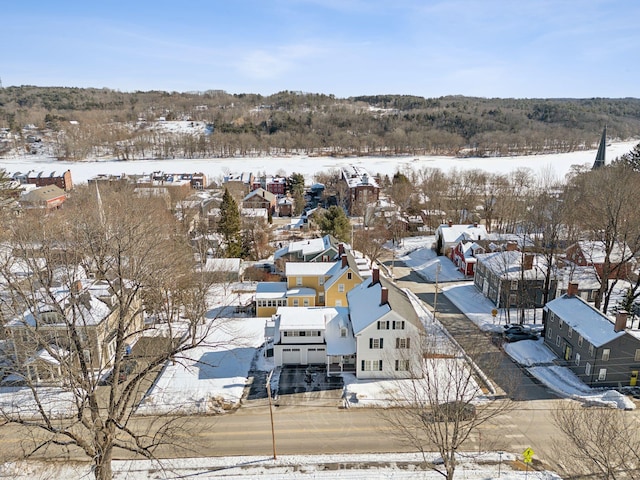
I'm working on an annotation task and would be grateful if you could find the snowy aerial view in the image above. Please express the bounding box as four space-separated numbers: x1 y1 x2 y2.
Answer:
3 1 640 479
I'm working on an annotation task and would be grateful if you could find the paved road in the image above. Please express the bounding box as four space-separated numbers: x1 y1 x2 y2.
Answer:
386 259 558 401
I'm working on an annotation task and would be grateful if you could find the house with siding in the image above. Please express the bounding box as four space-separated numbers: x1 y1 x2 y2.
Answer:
544 283 640 388
273 235 339 264
473 250 557 309
565 240 635 280
435 222 488 256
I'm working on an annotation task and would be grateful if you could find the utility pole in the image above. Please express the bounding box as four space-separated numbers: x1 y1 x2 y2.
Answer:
266 370 277 460
433 263 441 319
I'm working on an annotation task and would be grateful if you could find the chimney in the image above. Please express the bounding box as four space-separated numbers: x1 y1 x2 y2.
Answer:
523 253 534 270
567 282 579 297
341 254 348 268
372 267 380 285
615 310 628 333
448 220 453 227
71 280 82 294
338 243 345 255
380 287 388 305
506 241 517 252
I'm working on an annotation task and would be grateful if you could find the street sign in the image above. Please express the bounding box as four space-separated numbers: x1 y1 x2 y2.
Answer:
522 447 534 463
491 308 498 317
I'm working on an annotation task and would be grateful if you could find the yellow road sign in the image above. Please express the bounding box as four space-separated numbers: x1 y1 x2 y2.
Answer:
523 447 534 463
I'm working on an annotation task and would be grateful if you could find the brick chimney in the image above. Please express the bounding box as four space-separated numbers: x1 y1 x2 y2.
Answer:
338 243 345 255
615 310 629 333
372 267 380 285
71 280 83 294
448 220 453 227
380 287 388 305
523 253 534 270
506 241 517 252
341 254 348 268
567 282 579 297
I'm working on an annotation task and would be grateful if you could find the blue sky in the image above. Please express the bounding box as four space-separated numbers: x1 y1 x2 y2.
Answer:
2 0 638 98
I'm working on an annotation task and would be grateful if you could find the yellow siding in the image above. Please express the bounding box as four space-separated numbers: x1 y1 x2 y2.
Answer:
325 269 362 307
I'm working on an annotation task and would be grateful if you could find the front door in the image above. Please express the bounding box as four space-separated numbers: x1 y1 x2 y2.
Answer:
631 370 638 387
564 345 572 361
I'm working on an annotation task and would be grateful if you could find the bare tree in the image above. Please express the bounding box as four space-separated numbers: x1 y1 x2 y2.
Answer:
0 187 227 480
552 402 640 479
381 333 512 480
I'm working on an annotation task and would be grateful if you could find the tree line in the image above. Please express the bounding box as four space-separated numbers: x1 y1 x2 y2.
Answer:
1 86 639 160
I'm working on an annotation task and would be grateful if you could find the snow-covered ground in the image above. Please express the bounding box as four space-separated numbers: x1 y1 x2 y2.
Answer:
1 136 637 185
1 452 562 479
393 238 636 410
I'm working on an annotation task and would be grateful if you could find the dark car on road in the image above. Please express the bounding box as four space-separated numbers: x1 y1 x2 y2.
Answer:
103 360 138 385
503 330 539 343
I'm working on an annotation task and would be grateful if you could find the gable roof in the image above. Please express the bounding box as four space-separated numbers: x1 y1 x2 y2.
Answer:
476 251 550 280
285 261 336 277
347 275 419 335
437 224 488 244
545 294 623 347
243 188 275 203
573 240 633 264
274 235 337 261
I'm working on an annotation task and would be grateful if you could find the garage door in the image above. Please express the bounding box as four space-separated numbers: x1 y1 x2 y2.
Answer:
308 347 326 364
282 347 301 364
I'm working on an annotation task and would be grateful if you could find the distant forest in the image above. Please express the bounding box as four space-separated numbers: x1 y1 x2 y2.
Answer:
1 86 639 160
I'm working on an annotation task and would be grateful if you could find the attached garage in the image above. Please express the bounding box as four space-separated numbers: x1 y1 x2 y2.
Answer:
281 347 302 364
307 347 326 364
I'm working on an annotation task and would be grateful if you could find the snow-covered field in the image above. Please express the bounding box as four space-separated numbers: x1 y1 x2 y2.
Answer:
1 134 637 185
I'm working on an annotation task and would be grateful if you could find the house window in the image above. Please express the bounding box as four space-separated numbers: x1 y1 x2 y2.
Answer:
83 349 91 363
396 338 410 349
602 349 610 361
335 300 342 307
361 360 383 371
575 353 581 366
635 349 640 362
509 294 516 306
393 321 405 330
347 272 353 280
548 313 554 323
369 338 383 349
319 277 325 286
293 299 299 307
556 335 561 347
585 362 592 376
567 327 573 339
510 280 518 291
340 327 347 338
589 345 595 357
546 327 552 339
578 335 583 347
338 284 345 293
559 319 564 329
395 359 410 371
296 277 302 286
598 368 607 381
377 321 389 330
303 299 310 307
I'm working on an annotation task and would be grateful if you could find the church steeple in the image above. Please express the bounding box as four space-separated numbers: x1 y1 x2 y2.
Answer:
592 126 607 170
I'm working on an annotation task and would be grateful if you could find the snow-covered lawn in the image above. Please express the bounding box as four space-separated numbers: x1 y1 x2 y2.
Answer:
1 452 562 479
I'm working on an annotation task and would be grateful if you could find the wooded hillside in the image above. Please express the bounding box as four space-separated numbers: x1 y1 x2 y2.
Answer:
1 86 639 159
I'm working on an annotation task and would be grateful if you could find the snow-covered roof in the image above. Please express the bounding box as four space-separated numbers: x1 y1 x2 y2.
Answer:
574 240 633 264
274 235 334 260
437 223 488 244
475 251 550 280
544 294 624 347
325 309 356 356
347 277 391 335
275 306 333 331
243 188 275 202
556 266 600 290
285 262 336 277
202 258 241 273
341 165 379 189
285 287 316 297
25 345 70 366
255 282 288 299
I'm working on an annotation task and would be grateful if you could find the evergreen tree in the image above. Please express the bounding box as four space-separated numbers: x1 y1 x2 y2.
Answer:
216 188 243 257
0 168 20 205
615 142 640 171
318 205 351 243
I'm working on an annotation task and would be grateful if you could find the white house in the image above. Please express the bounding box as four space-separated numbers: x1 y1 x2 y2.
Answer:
346 269 423 379
435 222 488 256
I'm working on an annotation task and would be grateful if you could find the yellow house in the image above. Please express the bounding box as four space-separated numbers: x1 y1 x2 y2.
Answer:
285 262 336 306
323 254 366 307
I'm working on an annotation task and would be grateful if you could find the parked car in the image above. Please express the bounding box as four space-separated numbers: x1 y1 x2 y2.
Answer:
503 330 539 343
423 401 477 422
104 359 138 385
